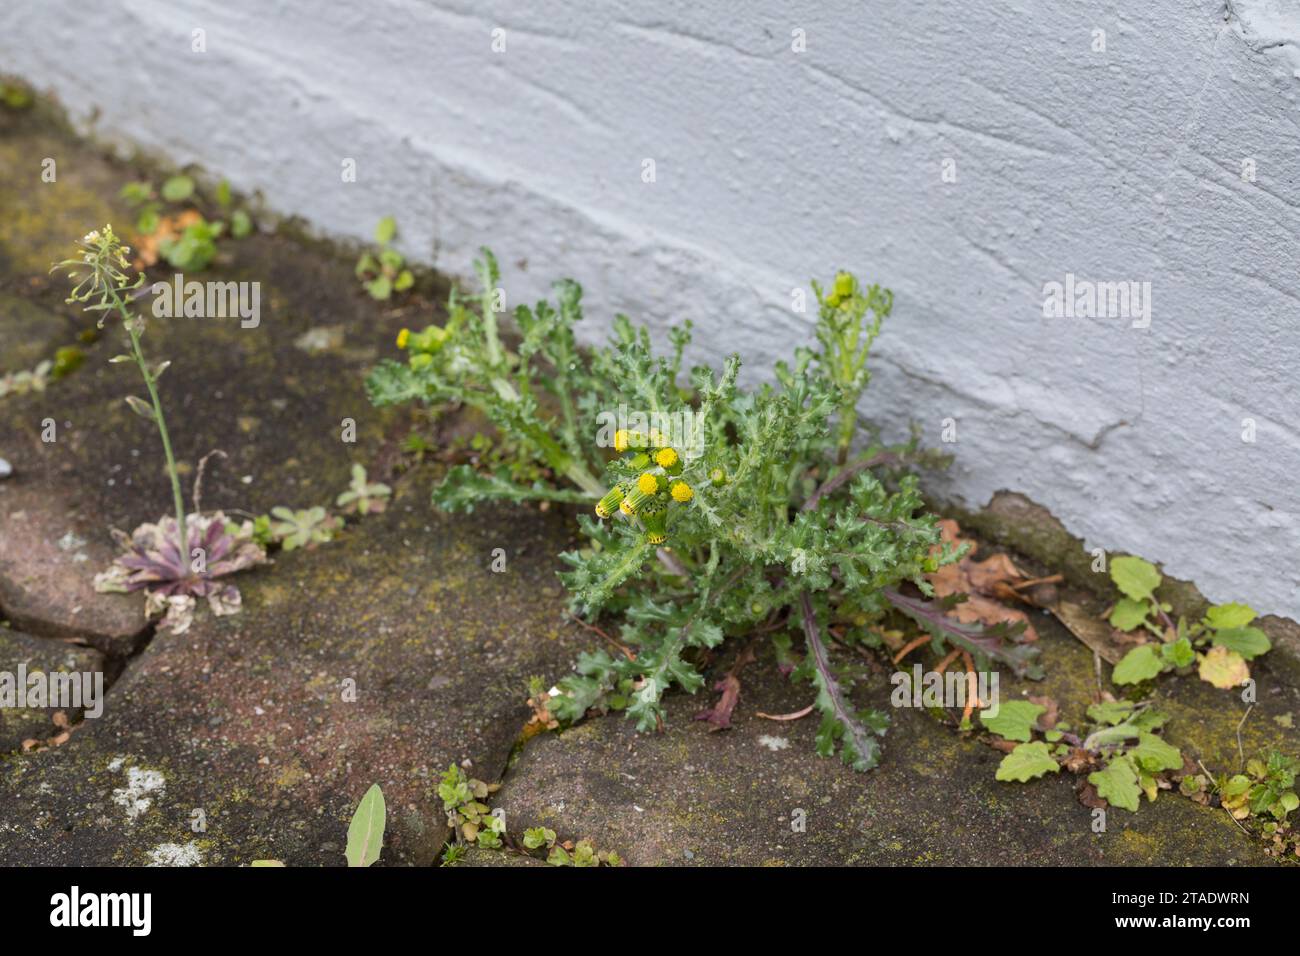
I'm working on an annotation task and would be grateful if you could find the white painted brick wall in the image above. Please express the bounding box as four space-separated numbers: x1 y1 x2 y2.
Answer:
3 0 1298 615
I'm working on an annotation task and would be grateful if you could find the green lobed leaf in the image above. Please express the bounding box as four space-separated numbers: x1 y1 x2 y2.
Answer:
1204 602 1256 630
1160 637 1196 668
231 209 253 239
1089 755 1142 812
1110 556 1161 602
161 174 195 202
995 741 1061 782
1111 643 1165 685
1129 707 1170 732
1210 626 1270 660
1086 700 1134 726
1108 597 1150 632
979 700 1045 743
1128 732 1182 773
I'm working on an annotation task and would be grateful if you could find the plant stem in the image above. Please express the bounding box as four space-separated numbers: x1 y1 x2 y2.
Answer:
835 399 856 465
114 289 187 540
799 590 878 767
802 449 900 512
484 372 603 496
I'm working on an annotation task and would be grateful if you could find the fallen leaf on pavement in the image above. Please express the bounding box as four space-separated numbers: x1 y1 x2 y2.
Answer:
696 674 742 731
134 209 203 268
1199 645 1250 689
1076 780 1108 809
1049 599 1139 665
927 519 1039 641
695 645 755 731
1029 694 1059 729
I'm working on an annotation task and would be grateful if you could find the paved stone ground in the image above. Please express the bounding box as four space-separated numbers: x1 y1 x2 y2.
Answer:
492 615 1299 866
0 629 104 752
1 94 1296 867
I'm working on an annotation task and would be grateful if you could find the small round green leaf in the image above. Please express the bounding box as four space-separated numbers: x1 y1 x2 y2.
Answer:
161 175 195 202
1111 643 1164 685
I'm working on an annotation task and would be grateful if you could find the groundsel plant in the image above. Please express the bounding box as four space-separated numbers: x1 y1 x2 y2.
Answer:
368 252 1039 771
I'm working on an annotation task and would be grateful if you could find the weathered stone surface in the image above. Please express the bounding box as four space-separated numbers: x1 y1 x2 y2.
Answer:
0 489 594 865
0 628 105 751
0 479 147 654
0 109 597 866
0 293 77 374
0 122 124 280
0 108 431 648
495 622 1285 866
454 845 544 867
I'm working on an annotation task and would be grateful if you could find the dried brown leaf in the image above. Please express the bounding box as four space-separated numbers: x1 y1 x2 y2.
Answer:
927 520 1039 641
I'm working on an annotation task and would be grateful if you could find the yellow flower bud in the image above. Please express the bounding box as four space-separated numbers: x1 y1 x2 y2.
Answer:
396 328 411 349
833 271 854 302
670 480 693 502
595 484 626 519
640 500 667 544
613 429 631 453
623 484 654 514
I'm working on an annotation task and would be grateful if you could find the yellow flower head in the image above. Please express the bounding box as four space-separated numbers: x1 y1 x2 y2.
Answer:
637 472 661 496
670 480 693 502
613 429 631 453
654 447 679 469
396 328 411 349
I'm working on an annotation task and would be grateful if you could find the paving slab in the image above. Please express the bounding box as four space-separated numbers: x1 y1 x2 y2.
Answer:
0 628 105 752
0 479 148 654
0 292 79 375
0 107 596 866
0 107 430 650
454 845 545 867
0 488 593 865
494 623 1286 866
